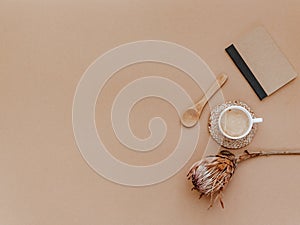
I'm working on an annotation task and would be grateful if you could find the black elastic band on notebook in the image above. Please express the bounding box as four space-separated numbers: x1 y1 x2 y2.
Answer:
225 44 267 100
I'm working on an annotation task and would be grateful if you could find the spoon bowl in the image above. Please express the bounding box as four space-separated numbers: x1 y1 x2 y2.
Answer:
181 108 200 127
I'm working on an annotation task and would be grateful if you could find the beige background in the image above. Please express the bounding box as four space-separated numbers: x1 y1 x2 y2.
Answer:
1 0 300 224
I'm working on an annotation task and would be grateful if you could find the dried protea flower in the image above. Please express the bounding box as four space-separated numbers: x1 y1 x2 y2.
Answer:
187 150 236 208
187 150 300 209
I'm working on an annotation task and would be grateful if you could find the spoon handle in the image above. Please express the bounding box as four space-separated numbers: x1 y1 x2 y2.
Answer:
195 73 228 111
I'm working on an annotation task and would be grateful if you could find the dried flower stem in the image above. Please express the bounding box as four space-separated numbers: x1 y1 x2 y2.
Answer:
237 150 300 163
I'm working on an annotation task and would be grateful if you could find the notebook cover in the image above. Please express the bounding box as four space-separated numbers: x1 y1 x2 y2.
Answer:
226 26 297 100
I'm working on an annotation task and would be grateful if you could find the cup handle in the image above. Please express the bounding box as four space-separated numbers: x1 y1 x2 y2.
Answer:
253 118 263 123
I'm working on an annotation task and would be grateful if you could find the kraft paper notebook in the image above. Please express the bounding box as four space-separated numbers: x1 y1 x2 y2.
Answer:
226 26 297 100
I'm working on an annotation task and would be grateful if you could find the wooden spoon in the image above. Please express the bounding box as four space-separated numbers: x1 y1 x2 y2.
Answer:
181 73 228 128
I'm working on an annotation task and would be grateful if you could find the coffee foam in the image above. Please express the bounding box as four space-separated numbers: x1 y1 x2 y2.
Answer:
220 109 250 137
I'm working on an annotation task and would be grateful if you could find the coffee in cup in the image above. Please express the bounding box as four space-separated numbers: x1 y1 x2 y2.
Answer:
218 106 263 139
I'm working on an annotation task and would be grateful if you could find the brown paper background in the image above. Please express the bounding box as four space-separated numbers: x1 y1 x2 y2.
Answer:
1 0 300 224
